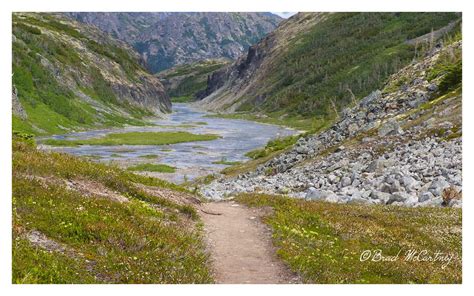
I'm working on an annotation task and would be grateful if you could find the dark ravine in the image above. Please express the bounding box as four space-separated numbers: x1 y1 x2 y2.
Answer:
157 58 231 102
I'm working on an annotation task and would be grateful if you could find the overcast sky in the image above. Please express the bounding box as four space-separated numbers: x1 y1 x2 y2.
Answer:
272 12 297 18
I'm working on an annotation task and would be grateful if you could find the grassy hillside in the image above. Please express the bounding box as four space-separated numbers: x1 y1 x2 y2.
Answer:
157 59 230 102
261 13 459 116
200 13 460 130
12 13 170 136
237 194 462 284
12 133 212 283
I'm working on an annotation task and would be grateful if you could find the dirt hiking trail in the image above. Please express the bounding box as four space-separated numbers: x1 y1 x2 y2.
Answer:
200 200 299 284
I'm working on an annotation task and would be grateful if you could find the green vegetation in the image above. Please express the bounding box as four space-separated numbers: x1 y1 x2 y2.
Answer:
139 154 159 159
12 134 213 283
42 131 220 146
235 13 459 122
212 157 241 166
207 112 332 132
158 59 229 102
12 13 158 135
236 194 462 284
427 35 462 95
127 163 176 173
438 61 462 94
170 96 194 103
246 135 301 159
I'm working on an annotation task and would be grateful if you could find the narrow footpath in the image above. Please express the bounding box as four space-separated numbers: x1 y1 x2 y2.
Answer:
199 201 299 284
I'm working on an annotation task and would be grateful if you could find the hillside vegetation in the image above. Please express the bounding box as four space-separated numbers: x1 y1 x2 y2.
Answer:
157 59 230 102
12 134 212 283
12 13 170 136
237 194 461 284
198 12 460 129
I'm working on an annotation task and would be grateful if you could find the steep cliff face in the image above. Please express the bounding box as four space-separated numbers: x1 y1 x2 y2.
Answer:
197 12 460 119
12 13 170 135
64 12 282 73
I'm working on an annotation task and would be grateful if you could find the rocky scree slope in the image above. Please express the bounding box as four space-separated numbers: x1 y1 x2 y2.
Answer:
12 13 170 135
197 12 460 119
65 12 282 73
201 41 462 208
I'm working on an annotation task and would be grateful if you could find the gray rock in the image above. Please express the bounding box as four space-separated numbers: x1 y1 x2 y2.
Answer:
429 177 450 196
402 176 419 192
347 195 369 204
348 123 359 135
328 174 338 184
439 121 454 130
360 90 382 107
305 188 336 201
366 159 395 174
367 112 376 121
371 191 391 203
341 176 352 187
387 192 410 204
378 118 403 137
296 146 310 154
325 193 340 203
449 199 462 208
424 118 436 128
427 83 438 92
419 191 434 202
405 195 419 207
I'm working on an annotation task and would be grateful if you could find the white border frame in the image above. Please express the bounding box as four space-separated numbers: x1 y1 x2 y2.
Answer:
1 1 471 295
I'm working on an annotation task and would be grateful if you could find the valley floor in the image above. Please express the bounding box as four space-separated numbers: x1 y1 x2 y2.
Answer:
12 134 462 284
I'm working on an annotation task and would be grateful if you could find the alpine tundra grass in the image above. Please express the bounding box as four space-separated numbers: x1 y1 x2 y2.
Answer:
12 134 213 283
42 131 220 146
236 193 462 284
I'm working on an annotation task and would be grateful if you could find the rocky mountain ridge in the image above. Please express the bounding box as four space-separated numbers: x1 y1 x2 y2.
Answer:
201 40 462 208
65 12 282 73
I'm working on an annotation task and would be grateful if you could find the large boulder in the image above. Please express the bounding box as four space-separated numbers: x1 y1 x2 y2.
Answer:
366 158 395 174
305 188 337 201
387 192 411 205
359 90 382 108
370 191 391 203
429 177 450 196
378 118 404 137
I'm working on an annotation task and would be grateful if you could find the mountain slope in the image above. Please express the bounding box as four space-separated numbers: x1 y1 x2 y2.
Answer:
64 12 282 72
202 37 462 208
12 13 170 135
197 12 460 126
157 59 231 102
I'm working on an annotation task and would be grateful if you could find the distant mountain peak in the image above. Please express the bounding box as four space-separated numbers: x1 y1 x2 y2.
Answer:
64 12 282 73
